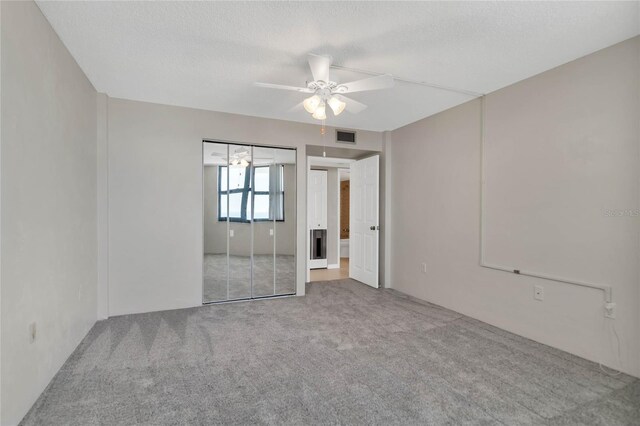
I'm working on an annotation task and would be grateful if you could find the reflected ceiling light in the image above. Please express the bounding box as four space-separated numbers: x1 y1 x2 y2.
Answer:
230 148 251 167
327 96 346 116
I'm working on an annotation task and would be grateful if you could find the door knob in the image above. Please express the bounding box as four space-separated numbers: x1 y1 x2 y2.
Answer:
370 225 376 231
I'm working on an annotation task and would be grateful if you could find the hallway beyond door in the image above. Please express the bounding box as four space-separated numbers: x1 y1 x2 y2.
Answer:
310 258 349 282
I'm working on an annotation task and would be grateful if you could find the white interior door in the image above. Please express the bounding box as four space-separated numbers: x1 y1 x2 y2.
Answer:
349 155 379 288
307 170 327 229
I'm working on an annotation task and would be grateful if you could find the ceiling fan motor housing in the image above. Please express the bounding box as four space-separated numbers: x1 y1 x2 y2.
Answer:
307 81 343 96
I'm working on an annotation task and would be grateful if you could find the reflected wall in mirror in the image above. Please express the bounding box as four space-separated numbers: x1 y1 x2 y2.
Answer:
203 142 229 302
203 141 296 303
251 146 277 298
226 144 253 300
275 148 296 295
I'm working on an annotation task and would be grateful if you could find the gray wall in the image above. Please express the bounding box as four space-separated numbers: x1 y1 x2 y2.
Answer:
106 97 384 316
204 164 296 256
389 37 639 377
1 2 98 424
204 165 226 254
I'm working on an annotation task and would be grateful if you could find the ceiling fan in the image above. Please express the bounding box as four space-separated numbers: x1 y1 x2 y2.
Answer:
255 54 394 120
229 147 250 167
210 147 277 168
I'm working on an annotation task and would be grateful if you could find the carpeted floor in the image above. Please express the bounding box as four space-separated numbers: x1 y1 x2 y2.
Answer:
20 279 639 425
203 254 295 302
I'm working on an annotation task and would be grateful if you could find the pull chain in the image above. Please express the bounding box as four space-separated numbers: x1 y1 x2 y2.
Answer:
321 119 327 157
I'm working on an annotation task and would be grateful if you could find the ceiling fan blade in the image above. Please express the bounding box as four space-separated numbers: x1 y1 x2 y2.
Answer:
288 102 305 113
254 82 313 93
335 95 368 113
308 53 332 83
337 74 394 94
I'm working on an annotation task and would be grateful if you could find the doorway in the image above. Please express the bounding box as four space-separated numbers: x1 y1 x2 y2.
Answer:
307 153 380 288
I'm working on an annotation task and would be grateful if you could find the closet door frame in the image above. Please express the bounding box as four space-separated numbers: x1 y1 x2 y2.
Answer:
202 139 297 304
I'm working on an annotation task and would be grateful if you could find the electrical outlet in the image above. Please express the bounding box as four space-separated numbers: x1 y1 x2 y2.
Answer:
604 302 616 319
421 263 427 274
534 285 544 301
28 322 37 343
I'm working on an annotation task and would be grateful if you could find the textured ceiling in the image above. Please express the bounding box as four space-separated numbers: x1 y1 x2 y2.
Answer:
37 1 639 132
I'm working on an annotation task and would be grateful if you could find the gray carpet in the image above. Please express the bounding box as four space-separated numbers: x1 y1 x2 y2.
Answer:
203 254 295 302
20 279 639 425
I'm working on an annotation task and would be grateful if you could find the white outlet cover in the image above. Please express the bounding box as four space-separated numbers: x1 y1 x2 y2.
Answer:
534 285 544 301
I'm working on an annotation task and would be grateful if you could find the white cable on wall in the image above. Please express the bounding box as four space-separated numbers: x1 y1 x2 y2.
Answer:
478 95 622 376
335 64 623 374
478 95 613 304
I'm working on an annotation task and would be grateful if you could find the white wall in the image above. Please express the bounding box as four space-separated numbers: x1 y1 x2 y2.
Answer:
107 97 383 316
1 2 98 424
389 37 640 377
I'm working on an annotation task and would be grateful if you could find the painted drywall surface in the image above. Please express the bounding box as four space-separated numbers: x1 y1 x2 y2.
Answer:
204 164 296 256
0 2 98 424
204 165 226 254
389 37 639 376
107 97 383 316
381 131 392 288
97 93 109 320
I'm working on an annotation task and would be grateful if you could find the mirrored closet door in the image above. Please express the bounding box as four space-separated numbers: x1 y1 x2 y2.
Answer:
203 141 296 303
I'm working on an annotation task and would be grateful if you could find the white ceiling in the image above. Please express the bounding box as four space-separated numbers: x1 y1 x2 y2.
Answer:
37 1 639 132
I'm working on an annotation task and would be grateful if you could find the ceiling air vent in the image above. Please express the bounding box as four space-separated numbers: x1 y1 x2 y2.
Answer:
336 130 356 144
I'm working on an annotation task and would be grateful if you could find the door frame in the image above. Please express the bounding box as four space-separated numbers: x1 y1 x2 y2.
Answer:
202 139 298 304
305 154 380 285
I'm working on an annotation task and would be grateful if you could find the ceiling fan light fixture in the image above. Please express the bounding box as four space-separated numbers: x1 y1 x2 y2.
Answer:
327 96 346 116
312 102 327 120
256 53 389 122
303 95 321 113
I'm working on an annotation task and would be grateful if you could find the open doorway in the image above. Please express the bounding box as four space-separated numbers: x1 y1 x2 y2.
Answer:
307 156 351 282
308 158 351 282
307 152 380 287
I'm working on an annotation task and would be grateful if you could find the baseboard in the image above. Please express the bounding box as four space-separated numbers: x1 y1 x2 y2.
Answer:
327 263 340 269
309 258 328 269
